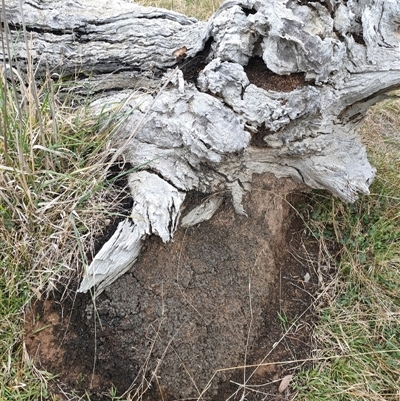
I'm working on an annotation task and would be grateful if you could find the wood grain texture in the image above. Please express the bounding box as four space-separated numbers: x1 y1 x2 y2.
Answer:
2 0 206 74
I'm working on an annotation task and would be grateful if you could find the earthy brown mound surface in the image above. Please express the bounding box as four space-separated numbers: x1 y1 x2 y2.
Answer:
24 174 321 401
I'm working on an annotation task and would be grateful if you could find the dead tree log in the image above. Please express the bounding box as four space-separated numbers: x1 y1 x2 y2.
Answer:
2 0 400 292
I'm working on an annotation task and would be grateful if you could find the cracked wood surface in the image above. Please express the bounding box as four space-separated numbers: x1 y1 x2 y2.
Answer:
2 0 399 292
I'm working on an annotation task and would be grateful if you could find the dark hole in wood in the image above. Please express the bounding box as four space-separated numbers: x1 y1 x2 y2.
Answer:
250 124 275 148
352 32 366 45
244 56 310 92
241 6 257 16
106 160 134 190
180 37 213 83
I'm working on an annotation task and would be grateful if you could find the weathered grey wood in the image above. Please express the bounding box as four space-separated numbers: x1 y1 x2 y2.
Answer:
181 195 224 227
3 0 400 291
2 0 206 75
78 171 185 293
78 219 141 294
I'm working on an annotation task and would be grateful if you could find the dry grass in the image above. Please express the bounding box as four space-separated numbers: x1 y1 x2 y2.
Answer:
0 56 131 400
135 0 224 19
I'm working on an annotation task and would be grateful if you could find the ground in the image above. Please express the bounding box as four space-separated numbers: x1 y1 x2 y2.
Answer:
24 174 322 401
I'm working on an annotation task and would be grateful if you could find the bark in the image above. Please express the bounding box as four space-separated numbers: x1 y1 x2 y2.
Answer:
2 0 400 292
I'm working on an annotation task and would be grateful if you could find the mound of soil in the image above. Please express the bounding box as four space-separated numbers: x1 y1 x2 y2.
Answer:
24 174 321 400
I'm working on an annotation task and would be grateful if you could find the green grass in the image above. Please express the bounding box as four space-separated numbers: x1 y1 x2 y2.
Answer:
294 98 400 401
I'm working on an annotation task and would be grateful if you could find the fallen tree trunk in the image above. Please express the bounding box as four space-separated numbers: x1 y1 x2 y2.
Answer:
2 0 400 292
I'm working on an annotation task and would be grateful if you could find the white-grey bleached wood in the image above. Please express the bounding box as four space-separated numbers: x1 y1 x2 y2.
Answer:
77 219 141 294
3 0 399 292
2 0 206 74
181 196 224 228
78 171 185 293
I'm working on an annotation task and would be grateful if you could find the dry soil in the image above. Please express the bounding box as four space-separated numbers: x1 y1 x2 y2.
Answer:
25 174 322 401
